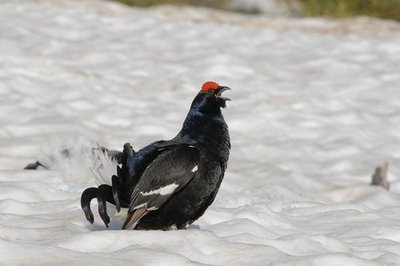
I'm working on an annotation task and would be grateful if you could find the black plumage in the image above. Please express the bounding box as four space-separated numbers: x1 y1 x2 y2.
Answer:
81 81 231 230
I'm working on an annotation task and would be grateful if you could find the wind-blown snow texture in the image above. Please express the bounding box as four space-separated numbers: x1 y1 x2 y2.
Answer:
1 0 400 265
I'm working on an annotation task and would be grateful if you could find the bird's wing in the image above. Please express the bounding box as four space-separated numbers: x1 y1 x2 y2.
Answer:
122 145 200 229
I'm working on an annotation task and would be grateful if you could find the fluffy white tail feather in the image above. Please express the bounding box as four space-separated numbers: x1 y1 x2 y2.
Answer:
91 145 118 186
35 138 117 185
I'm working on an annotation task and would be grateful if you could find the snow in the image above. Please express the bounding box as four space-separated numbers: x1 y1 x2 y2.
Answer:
1 0 400 265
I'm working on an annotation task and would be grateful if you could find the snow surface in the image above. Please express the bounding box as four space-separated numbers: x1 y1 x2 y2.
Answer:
1 0 400 265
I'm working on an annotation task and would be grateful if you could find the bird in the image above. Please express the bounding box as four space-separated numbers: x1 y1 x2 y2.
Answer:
80 81 231 230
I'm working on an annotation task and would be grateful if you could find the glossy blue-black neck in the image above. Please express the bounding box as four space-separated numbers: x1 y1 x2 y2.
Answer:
176 92 230 160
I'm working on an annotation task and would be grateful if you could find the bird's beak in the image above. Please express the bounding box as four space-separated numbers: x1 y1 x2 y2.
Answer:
216 86 231 101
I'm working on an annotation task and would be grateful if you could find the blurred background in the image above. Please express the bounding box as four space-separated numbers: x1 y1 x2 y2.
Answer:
112 0 400 20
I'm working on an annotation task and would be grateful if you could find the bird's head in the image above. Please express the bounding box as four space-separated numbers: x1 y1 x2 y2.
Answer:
192 81 231 113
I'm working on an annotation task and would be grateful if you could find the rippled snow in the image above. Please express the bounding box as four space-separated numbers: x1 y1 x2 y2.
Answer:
1 0 400 265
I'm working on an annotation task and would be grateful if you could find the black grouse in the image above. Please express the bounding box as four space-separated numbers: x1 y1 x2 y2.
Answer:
81 81 231 230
